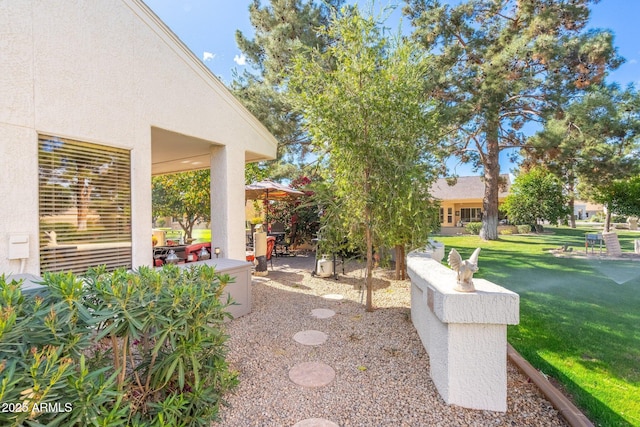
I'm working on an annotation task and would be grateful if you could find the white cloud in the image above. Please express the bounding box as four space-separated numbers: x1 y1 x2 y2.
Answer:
234 53 247 66
203 51 216 62
628 59 638 64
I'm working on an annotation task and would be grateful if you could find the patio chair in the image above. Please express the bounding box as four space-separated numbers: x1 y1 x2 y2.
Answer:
266 236 276 269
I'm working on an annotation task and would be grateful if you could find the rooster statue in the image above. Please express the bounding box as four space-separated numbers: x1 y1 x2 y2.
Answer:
447 248 481 292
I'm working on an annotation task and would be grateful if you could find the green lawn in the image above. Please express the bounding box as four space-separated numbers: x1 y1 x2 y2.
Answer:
434 227 640 427
192 228 211 242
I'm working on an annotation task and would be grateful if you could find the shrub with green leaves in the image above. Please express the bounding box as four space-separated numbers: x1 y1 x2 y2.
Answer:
516 225 532 234
465 222 483 235
0 264 237 427
498 226 518 236
0 273 127 426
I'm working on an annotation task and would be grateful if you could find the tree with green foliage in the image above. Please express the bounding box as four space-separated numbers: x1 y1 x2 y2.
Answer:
404 0 622 240
523 84 640 230
152 170 210 239
590 175 640 222
521 118 583 228
502 167 569 230
233 0 344 165
288 7 442 310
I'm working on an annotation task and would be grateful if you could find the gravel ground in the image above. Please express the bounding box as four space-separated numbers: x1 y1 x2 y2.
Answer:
214 254 568 427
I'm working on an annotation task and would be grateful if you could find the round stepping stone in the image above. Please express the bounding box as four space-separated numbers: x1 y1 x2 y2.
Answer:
293 419 339 427
322 293 344 301
293 330 328 346
289 361 335 388
311 308 336 319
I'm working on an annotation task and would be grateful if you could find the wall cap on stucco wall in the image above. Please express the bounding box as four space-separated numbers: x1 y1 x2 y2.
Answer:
407 251 519 325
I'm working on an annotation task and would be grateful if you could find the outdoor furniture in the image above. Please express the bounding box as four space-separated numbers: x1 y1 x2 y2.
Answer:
184 242 211 262
164 249 182 265
153 244 187 265
266 236 276 269
269 232 291 257
585 233 604 255
245 180 305 242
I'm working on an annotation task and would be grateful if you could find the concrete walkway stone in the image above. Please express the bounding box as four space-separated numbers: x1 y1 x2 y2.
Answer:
311 308 336 319
293 330 328 346
293 418 339 427
322 293 343 300
289 361 335 388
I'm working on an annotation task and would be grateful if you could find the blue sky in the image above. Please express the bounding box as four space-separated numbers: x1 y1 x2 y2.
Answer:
145 0 639 86
145 0 640 175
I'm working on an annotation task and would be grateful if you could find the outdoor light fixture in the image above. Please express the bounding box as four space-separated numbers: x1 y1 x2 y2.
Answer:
214 247 221 258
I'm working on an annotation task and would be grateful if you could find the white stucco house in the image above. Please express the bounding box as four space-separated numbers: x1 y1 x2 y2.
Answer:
0 0 277 278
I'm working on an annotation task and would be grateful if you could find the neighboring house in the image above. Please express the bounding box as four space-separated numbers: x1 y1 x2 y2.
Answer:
0 0 277 276
573 200 604 220
430 175 511 228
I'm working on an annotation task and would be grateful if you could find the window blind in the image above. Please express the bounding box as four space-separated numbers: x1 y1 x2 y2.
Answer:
39 135 132 275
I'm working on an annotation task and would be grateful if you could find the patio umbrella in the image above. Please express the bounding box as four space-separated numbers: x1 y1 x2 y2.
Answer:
245 180 305 231
245 179 304 201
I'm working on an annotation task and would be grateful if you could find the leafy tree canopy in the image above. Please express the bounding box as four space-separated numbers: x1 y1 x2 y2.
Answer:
404 0 622 240
502 167 570 228
288 6 442 310
152 170 210 239
522 83 640 227
233 0 344 165
590 175 640 219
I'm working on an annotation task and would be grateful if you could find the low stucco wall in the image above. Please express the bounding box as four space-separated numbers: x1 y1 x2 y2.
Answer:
176 258 253 318
407 251 519 412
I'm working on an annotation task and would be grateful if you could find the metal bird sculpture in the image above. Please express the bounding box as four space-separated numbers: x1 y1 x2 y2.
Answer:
447 248 481 292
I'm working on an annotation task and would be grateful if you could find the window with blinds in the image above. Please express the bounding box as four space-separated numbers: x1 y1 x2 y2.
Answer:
39 135 132 275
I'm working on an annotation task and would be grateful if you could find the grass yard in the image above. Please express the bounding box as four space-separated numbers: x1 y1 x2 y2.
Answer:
434 227 640 427
192 228 212 242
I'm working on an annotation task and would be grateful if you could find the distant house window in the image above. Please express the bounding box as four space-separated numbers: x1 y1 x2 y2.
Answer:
460 208 482 223
38 135 132 274
439 208 444 223
447 207 452 224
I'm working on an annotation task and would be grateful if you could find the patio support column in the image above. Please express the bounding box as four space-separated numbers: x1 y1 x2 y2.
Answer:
210 145 245 260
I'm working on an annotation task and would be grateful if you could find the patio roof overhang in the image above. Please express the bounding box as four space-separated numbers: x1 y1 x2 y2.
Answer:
151 127 275 176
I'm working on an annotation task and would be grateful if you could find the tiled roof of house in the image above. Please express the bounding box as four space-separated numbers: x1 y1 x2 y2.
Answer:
430 175 511 201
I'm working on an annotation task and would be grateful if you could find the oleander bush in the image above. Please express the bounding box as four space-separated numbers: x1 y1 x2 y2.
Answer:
0 264 237 426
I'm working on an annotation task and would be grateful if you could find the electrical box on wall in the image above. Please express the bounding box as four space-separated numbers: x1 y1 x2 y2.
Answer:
8 234 30 259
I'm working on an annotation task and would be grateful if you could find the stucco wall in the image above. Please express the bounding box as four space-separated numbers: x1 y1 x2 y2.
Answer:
0 0 276 274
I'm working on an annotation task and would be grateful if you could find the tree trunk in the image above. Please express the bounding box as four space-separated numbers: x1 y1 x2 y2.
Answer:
400 245 406 280
568 196 576 228
394 244 406 280
395 245 400 280
178 219 195 240
604 203 612 232
480 121 500 241
365 218 374 312
568 177 576 228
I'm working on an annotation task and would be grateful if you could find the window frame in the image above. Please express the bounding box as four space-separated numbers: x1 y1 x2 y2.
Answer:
38 135 132 275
